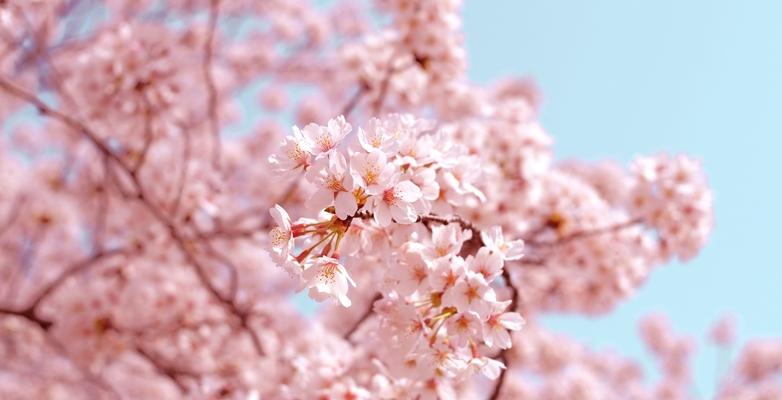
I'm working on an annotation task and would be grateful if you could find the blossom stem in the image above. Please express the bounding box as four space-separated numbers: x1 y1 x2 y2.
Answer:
297 232 335 262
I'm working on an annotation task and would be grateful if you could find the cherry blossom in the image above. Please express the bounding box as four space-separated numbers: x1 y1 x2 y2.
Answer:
301 256 356 307
267 204 294 262
367 179 422 226
483 304 526 349
350 150 395 194
299 116 351 156
0 1 757 399
481 226 525 261
304 152 357 219
269 127 311 175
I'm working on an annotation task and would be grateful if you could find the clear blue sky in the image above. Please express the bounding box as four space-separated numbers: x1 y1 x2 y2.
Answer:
461 0 782 396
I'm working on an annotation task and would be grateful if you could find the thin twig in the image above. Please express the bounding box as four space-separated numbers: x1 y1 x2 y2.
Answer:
525 218 642 248
343 293 382 341
0 76 265 357
417 214 482 239
261 180 300 229
27 249 126 312
169 126 192 216
340 82 368 118
199 240 239 302
0 306 52 330
0 77 128 169
134 345 194 395
0 305 121 398
92 156 111 252
203 0 222 169
0 193 24 242
131 103 155 173
487 351 509 400
487 269 520 400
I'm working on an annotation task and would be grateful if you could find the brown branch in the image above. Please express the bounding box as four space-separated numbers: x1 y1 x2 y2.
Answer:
416 214 481 239
343 293 382 341
354 211 485 256
134 345 195 395
203 0 222 169
501 269 518 313
199 240 239 302
370 57 414 115
0 306 52 331
131 103 155 173
169 127 192 216
1 250 126 332
354 211 481 237
92 156 111 251
195 226 263 241
487 269 520 400
0 75 265 357
0 305 120 398
5 227 48 304
0 77 130 170
525 218 643 248
139 197 265 355
340 82 368 118
487 351 509 400
261 180 300 229
27 249 126 312
0 194 23 240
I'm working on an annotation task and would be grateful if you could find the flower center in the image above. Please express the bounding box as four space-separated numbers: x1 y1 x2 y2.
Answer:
316 133 334 152
326 174 345 191
464 285 479 303
383 188 397 205
412 265 427 284
270 227 290 247
363 166 379 185
370 135 382 148
318 262 339 283
286 144 307 164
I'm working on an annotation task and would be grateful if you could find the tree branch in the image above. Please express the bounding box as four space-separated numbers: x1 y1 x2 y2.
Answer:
0 75 265 357
524 218 643 248
27 249 126 312
340 81 368 118
135 345 195 395
203 0 222 168
416 214 482 239
0 194 23 241
370 57 414 115
488 269 520 400
0 306 52 331
343 293 382 341
0 306 121 398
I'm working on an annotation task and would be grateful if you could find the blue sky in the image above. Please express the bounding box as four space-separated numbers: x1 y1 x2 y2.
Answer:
461 0 782 395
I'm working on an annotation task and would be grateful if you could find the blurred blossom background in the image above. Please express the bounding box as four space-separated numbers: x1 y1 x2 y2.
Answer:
456 0 780 397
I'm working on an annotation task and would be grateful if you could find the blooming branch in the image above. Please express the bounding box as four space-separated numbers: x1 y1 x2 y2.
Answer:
0 1 721 398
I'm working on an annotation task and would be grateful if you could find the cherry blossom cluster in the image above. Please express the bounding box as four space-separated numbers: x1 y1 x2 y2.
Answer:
630 154 714 261
266 114 483 307
719 338 782 399
341 0 465 111
366 223 524 396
